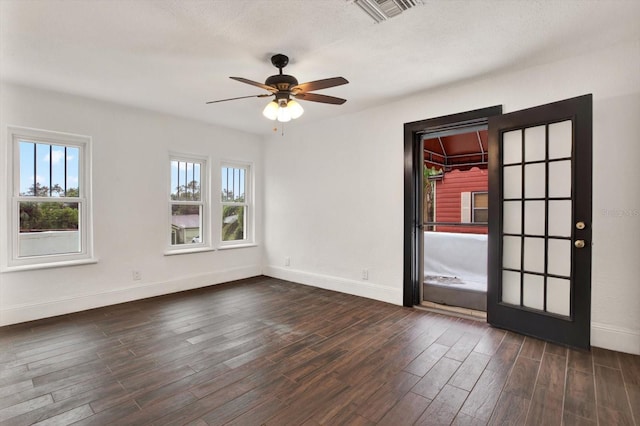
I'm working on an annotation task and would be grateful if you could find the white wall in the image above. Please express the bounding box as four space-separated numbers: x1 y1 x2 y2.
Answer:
0 83 264 325
1 40 638 355
263 40 640 354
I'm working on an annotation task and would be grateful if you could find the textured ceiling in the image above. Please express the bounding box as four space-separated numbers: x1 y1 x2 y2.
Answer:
1 0 639 135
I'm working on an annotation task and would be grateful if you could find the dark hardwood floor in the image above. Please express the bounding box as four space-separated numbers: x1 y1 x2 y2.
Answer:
1 276 638 425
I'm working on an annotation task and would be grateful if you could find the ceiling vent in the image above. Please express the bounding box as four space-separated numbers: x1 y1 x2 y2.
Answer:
352 0 423 23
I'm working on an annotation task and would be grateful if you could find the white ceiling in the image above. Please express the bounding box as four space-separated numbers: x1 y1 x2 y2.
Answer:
2 0 639 135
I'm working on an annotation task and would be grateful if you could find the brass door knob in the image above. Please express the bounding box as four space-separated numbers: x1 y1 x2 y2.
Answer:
574 240 586 249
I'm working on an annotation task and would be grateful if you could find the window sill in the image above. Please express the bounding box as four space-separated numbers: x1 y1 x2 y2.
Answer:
164 247 216 256
2 258 99 273
218 243 258 250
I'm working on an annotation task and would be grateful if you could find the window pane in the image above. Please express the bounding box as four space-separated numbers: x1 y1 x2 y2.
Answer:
548 160 571 198
19 142 35 196
222 167 246 202
171 204 201 245
222 205 245 241
547 277 571 316
524 237 545 273
502 270 521 305
65 146 80 197
36 143 51 195
524 200 545 236
473 209 488 223
524 162 545 198
503 201 521 234
18 201 80 257
473 192 488 208
503 130 522 165
503 236 521 270
19 142 80 197
547 238 571 277
522 273 544 310
171 161 201 201
548 200 572 237
548 120 572 159
524 125 546 162
503 165 522 199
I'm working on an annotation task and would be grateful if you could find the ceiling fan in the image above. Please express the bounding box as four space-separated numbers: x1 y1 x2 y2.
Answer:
206 54 349 123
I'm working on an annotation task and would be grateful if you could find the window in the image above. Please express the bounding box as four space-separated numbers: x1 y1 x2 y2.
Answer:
6 126 93 269
472 192 488 223
221 164 251 244
169 155 208 250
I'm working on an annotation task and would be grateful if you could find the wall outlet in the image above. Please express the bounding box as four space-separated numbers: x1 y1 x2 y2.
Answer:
284 256 290 267
362 269 368 280
132 270 142 281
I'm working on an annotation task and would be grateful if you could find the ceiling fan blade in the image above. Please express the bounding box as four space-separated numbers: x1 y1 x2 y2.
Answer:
291 77 349 94
230 77 277 92
206 94 271 104
294 92 347 105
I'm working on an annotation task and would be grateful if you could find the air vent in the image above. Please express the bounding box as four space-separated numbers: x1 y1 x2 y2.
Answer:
353 0 423 23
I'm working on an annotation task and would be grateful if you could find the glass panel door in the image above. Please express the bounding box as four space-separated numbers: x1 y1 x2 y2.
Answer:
487 95 592 349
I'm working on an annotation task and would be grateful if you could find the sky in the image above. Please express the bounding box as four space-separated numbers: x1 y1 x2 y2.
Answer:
221 166 245 202
170 160 201 200
20 144 245 201
170 160 245 202
19 141 79 196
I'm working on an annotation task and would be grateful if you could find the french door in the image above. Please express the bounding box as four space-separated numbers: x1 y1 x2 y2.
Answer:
487 95 592 349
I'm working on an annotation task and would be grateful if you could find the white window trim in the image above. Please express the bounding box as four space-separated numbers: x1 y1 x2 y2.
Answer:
3 126 94 271
166 152 211 254
220 161 254 247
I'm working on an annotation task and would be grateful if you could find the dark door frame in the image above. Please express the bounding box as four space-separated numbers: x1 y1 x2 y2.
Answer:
403 106 503 307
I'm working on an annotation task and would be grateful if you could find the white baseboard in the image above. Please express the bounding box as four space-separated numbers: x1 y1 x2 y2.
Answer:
592 322 640 355
0 265 262 326
263 265 402 306
7 265 635 355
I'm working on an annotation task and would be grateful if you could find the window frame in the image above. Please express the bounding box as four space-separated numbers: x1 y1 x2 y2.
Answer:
166 152 211 254
472 191 489 224
220 161 253 247
4 126 94 270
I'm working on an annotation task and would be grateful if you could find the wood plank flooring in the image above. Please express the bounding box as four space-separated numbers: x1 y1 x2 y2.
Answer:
0 276 638 425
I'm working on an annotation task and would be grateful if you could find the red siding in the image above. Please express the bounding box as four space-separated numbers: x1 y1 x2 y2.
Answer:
434 167 488 234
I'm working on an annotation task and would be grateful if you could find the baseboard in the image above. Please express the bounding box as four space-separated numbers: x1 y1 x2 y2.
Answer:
264 265 402 305
0 265 262 326
592 322 640 355
7 266 634 355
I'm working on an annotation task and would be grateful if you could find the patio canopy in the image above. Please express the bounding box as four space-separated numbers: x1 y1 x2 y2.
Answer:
423 129 488 171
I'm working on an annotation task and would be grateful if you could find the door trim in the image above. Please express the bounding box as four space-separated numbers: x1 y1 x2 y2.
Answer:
403 106 503 307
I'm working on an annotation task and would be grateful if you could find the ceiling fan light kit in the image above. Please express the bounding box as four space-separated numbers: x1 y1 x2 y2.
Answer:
207 54 348 123
262 98 303 122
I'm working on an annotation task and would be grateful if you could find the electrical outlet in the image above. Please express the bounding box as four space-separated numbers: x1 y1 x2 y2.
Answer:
362 269 368 280
284 257 290 267
132 270 142 281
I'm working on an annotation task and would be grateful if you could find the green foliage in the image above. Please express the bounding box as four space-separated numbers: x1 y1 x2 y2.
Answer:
221 188 244 203
222 205 244 241
171 204 200 216
423 165 442 184
19 184 80 231
23 182 77 197
19 202 79 231
171 180 200 201
423 165 442 228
